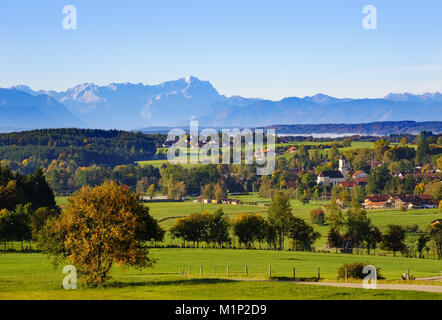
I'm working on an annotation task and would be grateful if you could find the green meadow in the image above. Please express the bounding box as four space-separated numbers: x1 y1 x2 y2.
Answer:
8 195 434 300
1 249 441 300
136 141 383 168
55 196 442 248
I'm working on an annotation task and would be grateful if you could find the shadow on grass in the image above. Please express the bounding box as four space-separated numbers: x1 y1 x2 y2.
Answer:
104 278 236 289
271 276 321 282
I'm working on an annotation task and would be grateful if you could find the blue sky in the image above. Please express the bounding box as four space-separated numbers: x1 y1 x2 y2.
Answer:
0 0 441 100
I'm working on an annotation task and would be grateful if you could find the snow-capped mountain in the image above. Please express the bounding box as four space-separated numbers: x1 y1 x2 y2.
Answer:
384 92 442 104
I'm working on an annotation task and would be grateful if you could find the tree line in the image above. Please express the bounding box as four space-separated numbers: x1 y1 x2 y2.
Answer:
0 166 59 250
326 200 442 259
170 192 321 251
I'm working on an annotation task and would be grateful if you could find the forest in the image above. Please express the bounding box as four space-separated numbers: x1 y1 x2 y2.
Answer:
0 129 162 173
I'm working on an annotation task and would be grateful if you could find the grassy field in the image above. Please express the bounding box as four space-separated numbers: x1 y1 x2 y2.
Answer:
1 250 441 300
4 196 442 300
55 196 442 249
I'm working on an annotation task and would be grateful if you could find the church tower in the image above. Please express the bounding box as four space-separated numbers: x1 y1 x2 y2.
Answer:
339 156 347 176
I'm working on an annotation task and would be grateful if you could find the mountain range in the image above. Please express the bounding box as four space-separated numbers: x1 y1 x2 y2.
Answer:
1 76 442 131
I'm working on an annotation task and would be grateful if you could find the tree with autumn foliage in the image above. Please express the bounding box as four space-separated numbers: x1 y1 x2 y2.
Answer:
39 180 161 285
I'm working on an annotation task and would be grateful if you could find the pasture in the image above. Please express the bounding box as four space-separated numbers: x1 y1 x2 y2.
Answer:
2 196 441 300
55 196 442 249
0 249 441 300
136 141 382 168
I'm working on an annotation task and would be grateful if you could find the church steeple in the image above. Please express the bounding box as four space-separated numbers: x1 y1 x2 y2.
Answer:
339 155 347 176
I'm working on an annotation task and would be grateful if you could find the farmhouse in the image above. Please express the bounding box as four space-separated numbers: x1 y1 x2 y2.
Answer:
200 198 241 205
391 194 437 209
352 170 368 179
363 194 437 210
339 180 358 188
140 195 186 202
223 199 241 205
338 177 367 188
363 194 391 209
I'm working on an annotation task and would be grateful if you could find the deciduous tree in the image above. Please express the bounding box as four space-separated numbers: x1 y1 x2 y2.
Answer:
39 181 157 285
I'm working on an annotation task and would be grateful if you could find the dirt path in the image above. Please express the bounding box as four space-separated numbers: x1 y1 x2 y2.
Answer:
292 281 442 293
231 279 442 293
415 276 442 281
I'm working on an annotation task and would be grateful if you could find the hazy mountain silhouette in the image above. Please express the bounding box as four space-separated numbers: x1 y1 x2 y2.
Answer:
0 89 84 129
6 76 442 130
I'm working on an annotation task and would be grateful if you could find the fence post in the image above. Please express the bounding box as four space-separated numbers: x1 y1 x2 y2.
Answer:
293 267 296 280
269 266 272 278
200 266 203 276
245 265 248 277
227 265 229 277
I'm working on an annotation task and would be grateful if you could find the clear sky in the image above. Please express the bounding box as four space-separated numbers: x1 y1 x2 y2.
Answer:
0 0 441 100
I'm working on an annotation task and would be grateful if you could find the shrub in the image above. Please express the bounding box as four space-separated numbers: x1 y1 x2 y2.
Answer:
403 224 419 233
310 208 325 226
337 262 384 280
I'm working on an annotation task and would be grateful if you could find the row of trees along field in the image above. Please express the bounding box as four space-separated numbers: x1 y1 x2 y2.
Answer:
326 200 442 259
170 193 320 251
168 190 442 259
0 166 58 250
0 164 165 252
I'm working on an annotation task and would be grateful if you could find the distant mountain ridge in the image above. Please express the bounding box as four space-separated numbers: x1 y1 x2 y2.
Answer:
264 121 442 136
0 88 84 129
4 76 442 130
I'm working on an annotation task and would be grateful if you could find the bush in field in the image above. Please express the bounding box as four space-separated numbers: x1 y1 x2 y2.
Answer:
310 208 325 226
337 262 384 280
